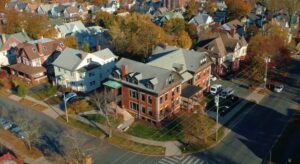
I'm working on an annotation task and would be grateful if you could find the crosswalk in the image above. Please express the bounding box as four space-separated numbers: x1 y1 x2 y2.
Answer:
158 155 206 164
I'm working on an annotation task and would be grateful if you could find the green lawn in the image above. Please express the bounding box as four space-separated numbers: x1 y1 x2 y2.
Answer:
109 134 165 155
57 116 105 138
32 86 57 100
83 114 122 127
127 120 183 141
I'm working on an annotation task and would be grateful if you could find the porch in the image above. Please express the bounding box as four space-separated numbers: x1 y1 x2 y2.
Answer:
8 63 47 84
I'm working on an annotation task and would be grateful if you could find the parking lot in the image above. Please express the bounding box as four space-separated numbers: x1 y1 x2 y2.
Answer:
0 116 27 140
204 78 253 118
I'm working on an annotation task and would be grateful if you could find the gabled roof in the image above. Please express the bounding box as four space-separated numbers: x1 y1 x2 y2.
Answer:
189 13 213 26
52 47 117 71
114 58 182 94
148 46 211 74
55 20 87 36
38 4 56 13
17 38 64 60
0 32 32 50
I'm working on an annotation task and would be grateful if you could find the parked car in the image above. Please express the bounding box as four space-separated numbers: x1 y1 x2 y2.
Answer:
210 75 217 81
0 117 8 126
9 124 21 133
16 131 27 139
220 87 234 99
210 84 222 95
2 121 12 130
274 84 284 93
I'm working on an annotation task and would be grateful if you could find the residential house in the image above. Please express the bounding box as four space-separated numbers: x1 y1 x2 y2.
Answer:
0 32 32 67
5 0 27 12
246 2 267 28
49 4 68 18
189 12 214 32
162 0 187 11
37 4 57 15
55 20 110 50
0 153 23 164
195 30 248 76
105 58 183 126
52 47 117 92
8 38 66 83
25 2 39 13
154 11 184 25
147 46 212 111
101 0 120 14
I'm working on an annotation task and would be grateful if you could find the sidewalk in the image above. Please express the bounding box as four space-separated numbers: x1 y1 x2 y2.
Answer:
74 115 182 156
7 90 64 119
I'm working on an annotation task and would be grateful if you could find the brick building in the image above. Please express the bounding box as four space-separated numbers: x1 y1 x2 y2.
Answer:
147 46 212 112
106 58 183 126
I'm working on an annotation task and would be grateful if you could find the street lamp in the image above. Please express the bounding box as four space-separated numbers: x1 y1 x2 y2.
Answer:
215 95 229 142
215 95 219 142
63 92 77 123
264 57 271 89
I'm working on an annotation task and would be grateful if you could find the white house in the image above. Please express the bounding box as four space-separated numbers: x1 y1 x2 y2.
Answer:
189 13 214 30
52 47 117 92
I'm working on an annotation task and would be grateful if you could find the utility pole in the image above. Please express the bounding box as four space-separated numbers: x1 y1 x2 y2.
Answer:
264 57 271 89
64 92 69 123
215 94 219 142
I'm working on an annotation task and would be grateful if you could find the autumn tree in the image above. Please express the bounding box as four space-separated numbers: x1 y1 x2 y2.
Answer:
95 11 116 28
163 18 186 35
204 0 218 15
245 22 292 84
177 31 192 49
110 13 167 60
225 0 252 20
61 36 78 49
69 100 91 114
82 42 90 52
89 0 108 6
266 0 300 27
184 0 199 20
182 105 210 144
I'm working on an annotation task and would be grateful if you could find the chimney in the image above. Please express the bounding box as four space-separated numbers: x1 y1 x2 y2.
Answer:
37 41 43 55
1 34 6 44
121 65 128 80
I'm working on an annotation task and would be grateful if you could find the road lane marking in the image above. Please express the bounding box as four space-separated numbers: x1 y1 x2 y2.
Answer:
161 158 176 164
192 158 200 164
182 156 192 164
166 157 179 162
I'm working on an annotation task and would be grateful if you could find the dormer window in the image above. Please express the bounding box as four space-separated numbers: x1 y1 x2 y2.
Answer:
112 70 121 79
32 48 37 53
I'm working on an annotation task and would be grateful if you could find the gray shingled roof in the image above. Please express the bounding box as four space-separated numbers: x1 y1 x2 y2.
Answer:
113 58 182 95
52 48 86 71
0 32 32 50
148 46 210 74
189 13 212 26
52 47 117 71
92 48 117 60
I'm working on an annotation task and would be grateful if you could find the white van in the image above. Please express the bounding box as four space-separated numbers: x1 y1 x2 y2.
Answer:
220 87 234 99
210 84 222 95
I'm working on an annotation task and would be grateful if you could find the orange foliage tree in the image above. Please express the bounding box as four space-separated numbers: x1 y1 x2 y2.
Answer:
225 0 252 20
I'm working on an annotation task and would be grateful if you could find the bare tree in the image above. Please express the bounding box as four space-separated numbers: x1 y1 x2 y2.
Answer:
90 90 116 138
48 130 93 164
13 115 41 151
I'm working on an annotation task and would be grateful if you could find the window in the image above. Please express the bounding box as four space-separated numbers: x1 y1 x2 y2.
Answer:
89 81 95 86
70 82 75 86
89 72 95 77
141 94 145 102
176 86 180 93
141 106 145 113
165 93 168 101
148 96 152 104
160 96 163 104
129 89 138 99
130 102 139 111
87 58 92 63
148 108 152 116
58 67 61 72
